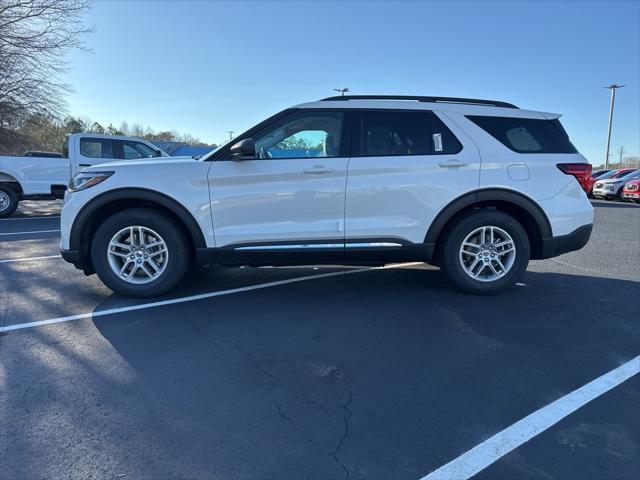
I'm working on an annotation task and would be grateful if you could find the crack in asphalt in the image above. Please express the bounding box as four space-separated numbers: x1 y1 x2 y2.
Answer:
235 340 352 479
328 386 353 479
182 317 221 353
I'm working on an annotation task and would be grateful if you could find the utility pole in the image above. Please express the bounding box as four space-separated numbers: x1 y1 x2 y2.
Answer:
604 83 625 169
333 88 350 96
617 145 626 167
226 131 235 142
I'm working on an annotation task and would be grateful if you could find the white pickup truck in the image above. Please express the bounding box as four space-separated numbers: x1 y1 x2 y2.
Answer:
0 133 168 217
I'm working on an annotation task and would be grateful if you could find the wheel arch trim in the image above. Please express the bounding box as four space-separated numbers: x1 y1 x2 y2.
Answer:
68 187 207 252
424 188 553 245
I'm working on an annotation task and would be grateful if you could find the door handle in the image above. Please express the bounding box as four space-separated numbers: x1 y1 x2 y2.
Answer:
79 163 92 167
438 159 469 169
303 165 334 174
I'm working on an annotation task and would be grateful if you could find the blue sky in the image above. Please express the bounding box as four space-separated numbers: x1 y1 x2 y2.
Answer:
66 0 639 163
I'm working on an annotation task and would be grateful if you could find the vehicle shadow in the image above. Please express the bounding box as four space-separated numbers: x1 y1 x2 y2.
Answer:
82 267 640 478
591 200 639 209
13 199 62 217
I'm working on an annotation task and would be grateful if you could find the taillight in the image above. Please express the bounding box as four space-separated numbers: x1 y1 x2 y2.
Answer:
557 163 593 191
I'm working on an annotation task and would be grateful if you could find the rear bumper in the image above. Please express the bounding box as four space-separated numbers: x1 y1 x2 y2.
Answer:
540 224 593 259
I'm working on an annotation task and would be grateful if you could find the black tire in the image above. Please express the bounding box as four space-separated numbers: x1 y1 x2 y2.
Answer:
439 210 530 295
91 208 190 297
0 185 19 218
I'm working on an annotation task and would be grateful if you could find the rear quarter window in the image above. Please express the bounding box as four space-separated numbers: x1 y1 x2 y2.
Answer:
467 115 578 154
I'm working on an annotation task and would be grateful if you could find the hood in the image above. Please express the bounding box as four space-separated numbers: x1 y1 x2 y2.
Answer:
597 177 631 184
85 156 198 171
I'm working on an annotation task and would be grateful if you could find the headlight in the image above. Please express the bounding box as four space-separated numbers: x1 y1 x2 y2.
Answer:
68 171 114 192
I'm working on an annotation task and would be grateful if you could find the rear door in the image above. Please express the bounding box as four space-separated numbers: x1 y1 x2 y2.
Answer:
208 110 350 249
345 109 481 245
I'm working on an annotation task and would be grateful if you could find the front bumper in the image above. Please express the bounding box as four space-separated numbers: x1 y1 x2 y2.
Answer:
540 224 593 259
592 186 618 198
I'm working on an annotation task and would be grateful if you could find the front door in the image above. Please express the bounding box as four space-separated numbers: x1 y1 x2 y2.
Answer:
208 110 350 253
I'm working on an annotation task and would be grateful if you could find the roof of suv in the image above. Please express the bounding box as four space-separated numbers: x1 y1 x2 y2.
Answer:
294 95 559 119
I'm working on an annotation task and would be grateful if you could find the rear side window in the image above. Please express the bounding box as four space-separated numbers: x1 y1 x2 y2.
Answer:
358 111 462 157
467 116 577 154
80 138 115 158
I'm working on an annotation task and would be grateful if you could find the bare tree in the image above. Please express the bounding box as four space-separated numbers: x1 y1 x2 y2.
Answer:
0 0 92 153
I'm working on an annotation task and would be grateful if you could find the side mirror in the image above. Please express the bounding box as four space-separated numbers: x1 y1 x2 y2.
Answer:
230 138 256 160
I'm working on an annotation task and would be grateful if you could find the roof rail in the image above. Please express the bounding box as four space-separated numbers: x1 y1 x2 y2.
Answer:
320 95 518 109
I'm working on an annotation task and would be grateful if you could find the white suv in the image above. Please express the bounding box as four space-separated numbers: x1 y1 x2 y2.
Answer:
60 95 594 297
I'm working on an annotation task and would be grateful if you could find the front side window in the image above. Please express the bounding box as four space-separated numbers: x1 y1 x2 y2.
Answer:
119 140 159 159
80 138 114 158
253 111 344 159
467 116 578 154
359 111 462 157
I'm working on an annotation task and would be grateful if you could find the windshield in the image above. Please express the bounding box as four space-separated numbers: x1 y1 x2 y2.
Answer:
598 169 634 180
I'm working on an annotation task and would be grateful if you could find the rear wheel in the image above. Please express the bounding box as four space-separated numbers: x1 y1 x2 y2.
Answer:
440 210 530 294
0 185 19 218
91 208 190 297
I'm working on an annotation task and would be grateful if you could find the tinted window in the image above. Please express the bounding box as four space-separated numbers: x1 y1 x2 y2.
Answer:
359 111 462 157
619 170 638 179
598 170 619 180
467 116 578 154
253 111 344 159
80 138 115 158
119 140 159 159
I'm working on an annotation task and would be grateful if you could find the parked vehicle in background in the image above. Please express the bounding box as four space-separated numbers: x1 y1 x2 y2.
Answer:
592 169 639 200
24 151 63 158
0 133 169 218
60 95 594 297
622 179 640 203
586 169 611 196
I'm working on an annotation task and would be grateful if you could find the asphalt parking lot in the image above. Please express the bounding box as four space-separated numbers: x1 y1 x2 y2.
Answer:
1 199 639 480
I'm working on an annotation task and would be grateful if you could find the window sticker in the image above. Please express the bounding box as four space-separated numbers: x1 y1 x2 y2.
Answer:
433 133 443 152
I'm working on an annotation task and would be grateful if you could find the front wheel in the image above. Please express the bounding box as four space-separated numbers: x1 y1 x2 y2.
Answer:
439 210 530 294
0 185 19 218
91 208 190 297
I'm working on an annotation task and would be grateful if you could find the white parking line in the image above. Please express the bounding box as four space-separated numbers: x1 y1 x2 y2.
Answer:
0 262 422 333
0 216 60 221
0 255 61 264
0 229 60 236
421 355 640 480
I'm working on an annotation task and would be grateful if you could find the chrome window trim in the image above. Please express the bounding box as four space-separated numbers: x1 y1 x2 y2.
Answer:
234 242 403 251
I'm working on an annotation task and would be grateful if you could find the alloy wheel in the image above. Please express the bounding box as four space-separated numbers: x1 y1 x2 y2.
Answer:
459 225 516 282
0 191 9 212
107 226 169 284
